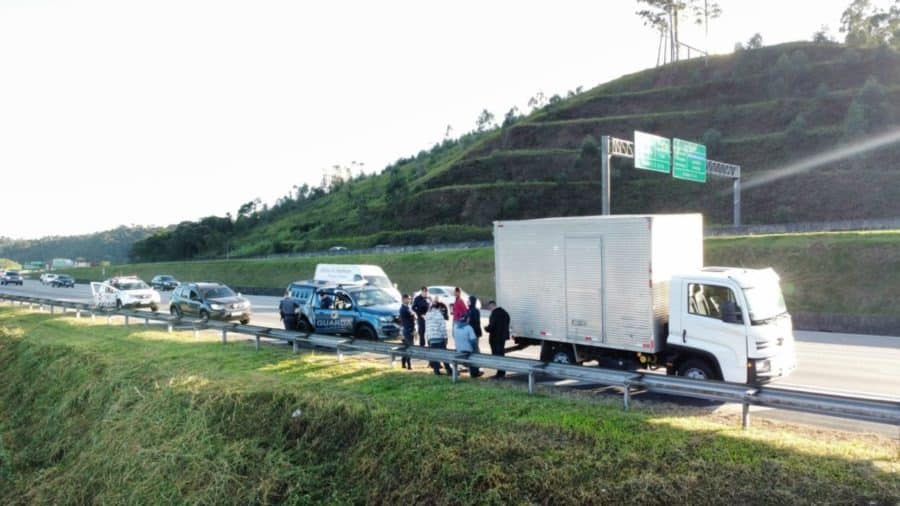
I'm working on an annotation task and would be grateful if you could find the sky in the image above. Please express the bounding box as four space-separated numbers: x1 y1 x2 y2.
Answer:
0 0 887 239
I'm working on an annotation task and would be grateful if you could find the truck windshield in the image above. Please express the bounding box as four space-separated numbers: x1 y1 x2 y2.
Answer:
353 288 396 307
743 281 788 324
364 275 391 289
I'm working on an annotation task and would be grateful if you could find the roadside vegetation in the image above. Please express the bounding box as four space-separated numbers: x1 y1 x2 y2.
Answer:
0 307 896 504
61 230 900 317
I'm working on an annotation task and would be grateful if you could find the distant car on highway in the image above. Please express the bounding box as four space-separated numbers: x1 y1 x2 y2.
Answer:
328 246 348 252
50 274 75 288
99 276 161 311
150 274 180 291
169 282 251 324
426 285 480 309
1 270 24 286
40 273 59 285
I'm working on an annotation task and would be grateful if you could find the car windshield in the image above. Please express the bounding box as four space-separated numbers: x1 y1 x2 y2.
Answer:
159 276 175 281
352 288 396 307
58 276 73 281
7 271 19 275
364 275 391 289
203 286 236 299
743 281 788 324
118 281 149 290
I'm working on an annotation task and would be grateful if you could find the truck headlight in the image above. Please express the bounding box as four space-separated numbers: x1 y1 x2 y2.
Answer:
209 303 224 311
755 359 771 373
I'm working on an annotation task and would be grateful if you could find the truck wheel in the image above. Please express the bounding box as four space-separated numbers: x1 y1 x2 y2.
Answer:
355 324 377 340
542 343 576 364
239 317 250 325
678 359 716 380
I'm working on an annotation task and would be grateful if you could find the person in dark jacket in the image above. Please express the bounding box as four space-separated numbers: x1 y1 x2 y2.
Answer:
279 290 299 331
412 286 430 347
467 295 482 340
484 300 511 378
398 294 415 370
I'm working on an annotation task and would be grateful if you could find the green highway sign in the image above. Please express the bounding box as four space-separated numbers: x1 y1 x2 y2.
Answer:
633 131 671 173
672 138 707 183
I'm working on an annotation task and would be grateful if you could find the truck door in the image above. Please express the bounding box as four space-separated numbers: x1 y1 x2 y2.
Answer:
681 282 748 382
314 291 356 334
565 236 604 343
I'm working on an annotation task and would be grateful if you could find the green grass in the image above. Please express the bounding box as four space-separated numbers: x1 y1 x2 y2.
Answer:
0 307 896 504
62 248 498 300
64 230 900 317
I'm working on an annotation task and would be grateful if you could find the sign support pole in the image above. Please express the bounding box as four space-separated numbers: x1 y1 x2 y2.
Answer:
601 135 611 215
733 178 741 226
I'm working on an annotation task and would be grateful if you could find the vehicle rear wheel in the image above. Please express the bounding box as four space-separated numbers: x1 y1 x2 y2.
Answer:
239 317 250 325
542 343 576 364
170 305 182 319
199 310 210 323
150 303 159 312
354 324 377 340
678 359 716 381
297 318 313 334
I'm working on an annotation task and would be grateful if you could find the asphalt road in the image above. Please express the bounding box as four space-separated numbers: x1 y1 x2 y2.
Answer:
3 279 898 436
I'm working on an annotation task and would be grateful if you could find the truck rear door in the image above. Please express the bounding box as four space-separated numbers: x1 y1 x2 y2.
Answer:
565 236 604 343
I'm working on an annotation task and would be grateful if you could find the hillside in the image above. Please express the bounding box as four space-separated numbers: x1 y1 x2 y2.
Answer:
131 42 900 260
1 309 897 503
0 226 159 265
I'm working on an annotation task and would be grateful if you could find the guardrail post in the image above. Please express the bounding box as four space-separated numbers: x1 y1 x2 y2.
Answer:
451 362 458 383
742 402 750 430
61 306 66 314
390 354 397 369
167 322 173 333
194 328 200 339
124 315 129 326
292 338 299 354
528 371 535 395
623 383 631 411
50 305 54 315
221 329 227 344
39 304 44 312
106 315 111 325
337 345 343 362
91 311 96 321
255 335 260 351
144 317 149 328
28 302 33 311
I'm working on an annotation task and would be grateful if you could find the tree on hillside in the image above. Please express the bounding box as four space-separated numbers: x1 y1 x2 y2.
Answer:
475 109 496 132
840 0 900 49
638 0 721 65
843 77 893 138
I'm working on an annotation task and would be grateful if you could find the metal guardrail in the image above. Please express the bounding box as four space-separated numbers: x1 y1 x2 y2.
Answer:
1 293 898 430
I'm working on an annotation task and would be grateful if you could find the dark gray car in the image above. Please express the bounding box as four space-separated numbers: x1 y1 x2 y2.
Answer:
169 282 251 324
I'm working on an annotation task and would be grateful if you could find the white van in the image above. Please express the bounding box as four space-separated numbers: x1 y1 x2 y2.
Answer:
314 264 402 301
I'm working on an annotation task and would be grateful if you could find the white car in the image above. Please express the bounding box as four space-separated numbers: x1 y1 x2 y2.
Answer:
95 276 161 311
426 285 481 309
40 273 59 285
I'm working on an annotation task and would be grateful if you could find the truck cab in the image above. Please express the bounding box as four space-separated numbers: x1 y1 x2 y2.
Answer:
288 280 401 340
667 267 796 384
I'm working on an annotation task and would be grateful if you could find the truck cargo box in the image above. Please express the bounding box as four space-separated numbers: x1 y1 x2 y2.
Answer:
494 214 702 353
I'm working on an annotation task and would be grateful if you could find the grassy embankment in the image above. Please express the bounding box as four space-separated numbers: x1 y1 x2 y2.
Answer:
0 307 896 504
63 230 900 316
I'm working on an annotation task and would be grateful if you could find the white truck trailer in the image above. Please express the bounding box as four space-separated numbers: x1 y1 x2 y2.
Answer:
494 214 796 384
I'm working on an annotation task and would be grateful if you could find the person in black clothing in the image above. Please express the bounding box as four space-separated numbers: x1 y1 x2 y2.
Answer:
279 290 299 331
319 291 333 309
412 286 430 347
484 300 511 378
398 294 415 369
466 295 483 372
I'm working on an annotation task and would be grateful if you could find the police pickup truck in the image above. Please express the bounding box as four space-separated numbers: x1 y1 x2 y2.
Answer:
287 280 401 340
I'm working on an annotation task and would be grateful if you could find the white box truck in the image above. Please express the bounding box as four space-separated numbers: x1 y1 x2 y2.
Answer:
494 214 796 384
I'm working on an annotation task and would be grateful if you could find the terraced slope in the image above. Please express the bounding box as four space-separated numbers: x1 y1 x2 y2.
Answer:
135 42 900 258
